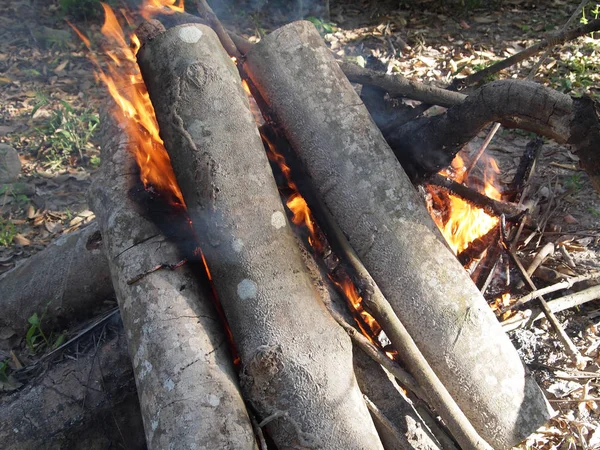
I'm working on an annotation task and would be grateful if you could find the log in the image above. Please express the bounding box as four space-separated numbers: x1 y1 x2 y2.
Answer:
0 222 113 334
244 21 554 449
137 23 383 449
0 317 146 450
88 119 257 449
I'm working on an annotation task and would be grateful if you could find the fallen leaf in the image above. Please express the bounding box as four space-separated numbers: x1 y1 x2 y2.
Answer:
45 221 63 234
13 233 31 246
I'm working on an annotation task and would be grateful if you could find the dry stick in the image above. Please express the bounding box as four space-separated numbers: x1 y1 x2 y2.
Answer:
502 271 600 313
463 122 501 180
340 61 466 108
363 395 414 450
311 199 492 450
452 18 600 89
506 249 585 367
428 173 525 218
527 242 556 277
525 284 600 323
558 244 576 269
192 0 242 59
327 302 458 450
527 0 590 79
503 284 600 330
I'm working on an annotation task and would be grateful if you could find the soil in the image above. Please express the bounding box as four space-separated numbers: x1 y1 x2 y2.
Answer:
0 0 599 448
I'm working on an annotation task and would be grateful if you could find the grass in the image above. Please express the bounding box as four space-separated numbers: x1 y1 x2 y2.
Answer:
565 173 585 192
26 311 66 355
0 218 17 246
33 98 100 169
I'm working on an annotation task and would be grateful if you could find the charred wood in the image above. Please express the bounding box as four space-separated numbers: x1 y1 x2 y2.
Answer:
508 138 544 201
427 174 525 218
137 23 383 449
385 80 600 189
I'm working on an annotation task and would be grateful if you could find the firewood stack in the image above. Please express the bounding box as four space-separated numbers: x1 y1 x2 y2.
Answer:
4 11 577 450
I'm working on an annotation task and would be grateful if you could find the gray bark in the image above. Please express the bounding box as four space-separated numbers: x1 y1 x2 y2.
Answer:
244 21 553 449
88 120 257 449
0 222 112 334
137 23 383 450
0 318 146 450
297 240 444 450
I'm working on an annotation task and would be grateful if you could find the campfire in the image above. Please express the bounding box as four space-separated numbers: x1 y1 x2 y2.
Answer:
63 1 572 448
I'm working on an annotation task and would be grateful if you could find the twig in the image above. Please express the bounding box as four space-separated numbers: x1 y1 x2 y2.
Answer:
506 248 585 367
192 0 242 59
428 173 525 218
464 122 501 180
501 272 600 313
527 0 589 79
451 18 600 89
363 394 414 450
527 242 555 277
525 284 600 323
340 61 466 108
250 413 268 450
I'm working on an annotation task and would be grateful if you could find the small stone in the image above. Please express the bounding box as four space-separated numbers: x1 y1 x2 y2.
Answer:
564 214 578 224
0 144 21 183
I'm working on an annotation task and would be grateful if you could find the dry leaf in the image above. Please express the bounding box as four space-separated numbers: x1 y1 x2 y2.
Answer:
13 233 31 246
45 221 63 234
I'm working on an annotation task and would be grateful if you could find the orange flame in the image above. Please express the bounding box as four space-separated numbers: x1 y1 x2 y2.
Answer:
427 153 501 255
140 0 185 20
333 277 381 342
72 3 184 205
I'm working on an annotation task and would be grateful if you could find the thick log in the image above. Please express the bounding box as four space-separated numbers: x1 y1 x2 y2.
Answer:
0 222 113 334
0 318 146 450
244 21 554 449
137 23 383 449
88 121 257 449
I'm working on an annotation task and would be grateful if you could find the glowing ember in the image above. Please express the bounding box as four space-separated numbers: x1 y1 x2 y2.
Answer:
427 153 501 255
71 2 184 206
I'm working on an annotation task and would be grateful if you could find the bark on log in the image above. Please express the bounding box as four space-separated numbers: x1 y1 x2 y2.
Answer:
0 222 112 334
88 120 257 449
385 80 600 188
297 239 444 450
137 23 383 449
244 21 554 449
0 318 146 450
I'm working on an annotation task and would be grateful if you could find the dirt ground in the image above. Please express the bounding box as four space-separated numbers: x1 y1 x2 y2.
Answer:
1 0 599 448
